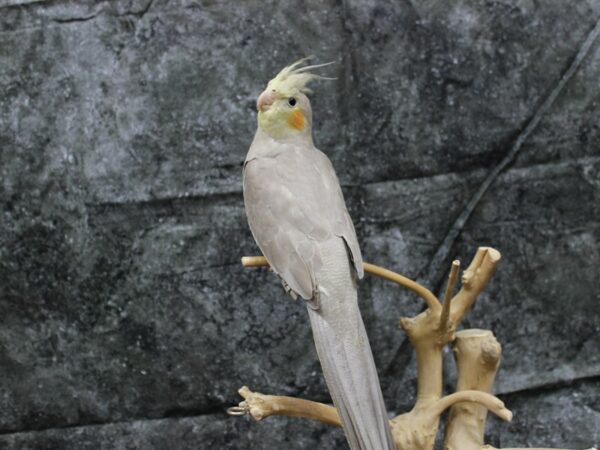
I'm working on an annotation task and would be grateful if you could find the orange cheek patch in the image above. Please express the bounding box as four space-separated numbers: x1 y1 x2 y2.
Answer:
288 109 305 131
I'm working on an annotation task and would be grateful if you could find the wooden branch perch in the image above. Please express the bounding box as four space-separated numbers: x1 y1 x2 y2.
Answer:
228 386 511 450
430 390 511 422
228 386 341 426
235 249 508 450
450 247 501 324
445 329 503 450
233 247 594 450
240 255 440 310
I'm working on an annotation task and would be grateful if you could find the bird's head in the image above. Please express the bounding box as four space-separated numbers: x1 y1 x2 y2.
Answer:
256 58 333 140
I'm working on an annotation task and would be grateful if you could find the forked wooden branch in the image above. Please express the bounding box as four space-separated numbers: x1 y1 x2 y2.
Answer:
228 386 511 430
390 249 501 449
234 249 508 449
450 247 501 324
232 248 594 450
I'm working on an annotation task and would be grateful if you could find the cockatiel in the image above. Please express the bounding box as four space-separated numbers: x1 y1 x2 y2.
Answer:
243 59 395 450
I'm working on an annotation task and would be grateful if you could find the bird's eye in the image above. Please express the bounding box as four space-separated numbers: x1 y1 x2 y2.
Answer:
288 97 297 107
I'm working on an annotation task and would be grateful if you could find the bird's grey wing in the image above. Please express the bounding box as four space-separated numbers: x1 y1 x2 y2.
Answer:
243 157 330 302
312 150 364 278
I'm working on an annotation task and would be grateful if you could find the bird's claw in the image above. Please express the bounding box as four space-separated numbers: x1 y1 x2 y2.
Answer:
226 403 249 416
229 388 272 421
281 279 298 300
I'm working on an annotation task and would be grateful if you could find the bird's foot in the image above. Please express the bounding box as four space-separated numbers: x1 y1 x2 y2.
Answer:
281 279 299 300
306 285 320 310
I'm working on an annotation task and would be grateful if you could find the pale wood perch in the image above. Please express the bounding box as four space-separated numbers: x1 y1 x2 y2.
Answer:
389 249 501 449
241 255 440 310
233 248 511 450
231 247 594 450
228 386 511 437
450 247 501 324
445 329 502 450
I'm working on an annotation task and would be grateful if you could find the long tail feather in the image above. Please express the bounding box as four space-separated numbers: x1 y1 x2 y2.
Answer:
307 239 395 450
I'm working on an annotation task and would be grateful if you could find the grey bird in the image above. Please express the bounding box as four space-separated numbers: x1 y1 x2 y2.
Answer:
243 59 395 450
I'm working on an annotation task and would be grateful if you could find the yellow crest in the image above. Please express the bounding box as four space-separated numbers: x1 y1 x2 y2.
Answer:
267 57 335 96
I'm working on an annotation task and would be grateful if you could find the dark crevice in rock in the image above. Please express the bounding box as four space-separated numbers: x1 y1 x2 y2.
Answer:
0 0 51 11
85 190 243 210
419 14 600 290
335 0 357 151
51 12 100 24
0 395 340 437
83 155 600 210
498 372 600 398
1 0 156 32
0 406 227 437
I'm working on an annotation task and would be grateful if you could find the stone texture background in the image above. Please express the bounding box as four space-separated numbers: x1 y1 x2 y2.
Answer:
1 0 599 448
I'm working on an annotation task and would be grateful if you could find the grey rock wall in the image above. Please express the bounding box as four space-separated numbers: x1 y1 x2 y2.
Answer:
0 0 599 448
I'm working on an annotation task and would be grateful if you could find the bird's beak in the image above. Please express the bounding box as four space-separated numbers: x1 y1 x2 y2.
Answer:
256 89 276 112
